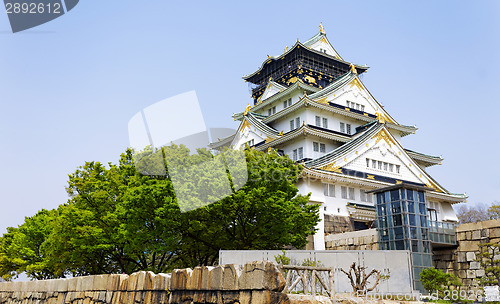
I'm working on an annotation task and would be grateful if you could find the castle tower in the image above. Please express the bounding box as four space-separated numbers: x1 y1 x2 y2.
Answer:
210 26 466 262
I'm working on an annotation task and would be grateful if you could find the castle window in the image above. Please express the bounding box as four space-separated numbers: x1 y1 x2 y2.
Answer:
295 117 300 129
396 165 401 173
322 118 328 128
360 190 373 203
366 159 370 167
290 120 294 131
298 147 303 159
372 160 377 169
313 142 319 152
349 187 355 200
346 124 352 135
283 98 292 108
341 186 347 199
292 149 297 161
320 143 326 153
323 183 335 197
340 122 345 133
315 116 321 126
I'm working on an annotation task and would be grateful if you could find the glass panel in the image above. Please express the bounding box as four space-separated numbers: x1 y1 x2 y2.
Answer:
377 193 385 205
422 254 432 266
395 240 405 250
419 203 426 214
393 214 402 226
400 189 406 199
390 190 400 202
408 201 415 213
411 240 419 252
421 228 428 240
409 214 416 226
392 202 401 214
410 227 418 239
406 189 414 201
418 191 425 202
420 216 427 227
413 253 422 266
394 227 404 240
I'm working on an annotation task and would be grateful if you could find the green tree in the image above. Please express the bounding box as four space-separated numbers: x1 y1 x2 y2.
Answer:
488 203 500 220
419 267 461 297
0 209 58 280
477 243 500 287
0 146 319 279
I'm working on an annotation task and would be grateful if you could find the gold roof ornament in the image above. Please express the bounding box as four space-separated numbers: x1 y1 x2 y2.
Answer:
349 63 357 74
278 131 283 136
375 112 386 124
319 23 325 34
284 46 288 53
244 104 251 115
267 146 272 153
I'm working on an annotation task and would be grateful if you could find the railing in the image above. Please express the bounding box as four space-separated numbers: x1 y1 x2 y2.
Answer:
428 220 457 245
279 265 334 297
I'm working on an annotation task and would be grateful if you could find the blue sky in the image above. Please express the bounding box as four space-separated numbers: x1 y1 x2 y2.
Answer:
0 1 499 234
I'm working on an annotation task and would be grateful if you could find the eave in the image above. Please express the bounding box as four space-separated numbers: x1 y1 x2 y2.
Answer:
242 40 367 82
253 124 351 152
405 149 443 167
300 167 467 204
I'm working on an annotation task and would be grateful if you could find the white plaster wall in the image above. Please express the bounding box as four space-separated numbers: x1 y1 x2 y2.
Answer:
440 202 459 222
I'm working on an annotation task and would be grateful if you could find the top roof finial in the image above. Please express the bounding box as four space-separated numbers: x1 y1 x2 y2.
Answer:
319 23 325 34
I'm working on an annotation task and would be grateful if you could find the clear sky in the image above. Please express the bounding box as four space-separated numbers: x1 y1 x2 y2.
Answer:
0 1 499 234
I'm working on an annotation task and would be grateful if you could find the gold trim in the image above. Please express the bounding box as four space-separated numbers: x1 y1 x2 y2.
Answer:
244 104 251 115
320 163 343 174
349 78 363 91
396 180 403 184
367 175 375 180
304 75 316 84
241 120 251 130
286 77 298 85
372 129 396 147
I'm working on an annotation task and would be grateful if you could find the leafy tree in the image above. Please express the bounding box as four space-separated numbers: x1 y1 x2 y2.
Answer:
488 203 500 220
0 146 319 279
477 243 500 287
419 267 461 297
0 209 58 280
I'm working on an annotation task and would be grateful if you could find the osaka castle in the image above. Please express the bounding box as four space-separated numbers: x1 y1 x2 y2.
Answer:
210 25 467 251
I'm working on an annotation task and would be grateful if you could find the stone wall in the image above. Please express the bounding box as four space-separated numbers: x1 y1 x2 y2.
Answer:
433 219 500 289
323 214 354 235
325 229 378 250
0 261 326 304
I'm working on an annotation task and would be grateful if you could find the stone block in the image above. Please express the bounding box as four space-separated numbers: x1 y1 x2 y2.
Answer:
466 252 476 261
471 230 481 240
490 228 500 238
348 238 354 245
457 232 466 241
476 269 485 277
238 261 284 292
481 219 500 229
170 268 192 291
222 264 242 291
466 270 476 279
465 231 472 240
81 276 94 291
188 267 203 291
470 261 481 270
105 291 113 303
457 252 466 262
118 274 129 291
126 272 138 291
459 241 479 252
134 271 147 291
153 273 170 291
481 229 489 238
200 266 214 290
209 266 223 291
